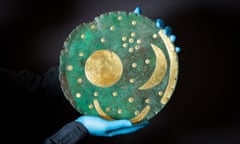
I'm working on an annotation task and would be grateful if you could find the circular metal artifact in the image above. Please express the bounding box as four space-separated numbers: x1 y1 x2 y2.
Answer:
59 11 179 123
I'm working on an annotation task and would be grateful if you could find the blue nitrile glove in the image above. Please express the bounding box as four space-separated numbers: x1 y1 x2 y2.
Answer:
75 116 149 137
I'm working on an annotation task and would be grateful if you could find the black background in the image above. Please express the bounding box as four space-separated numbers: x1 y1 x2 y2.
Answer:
0 0 240 143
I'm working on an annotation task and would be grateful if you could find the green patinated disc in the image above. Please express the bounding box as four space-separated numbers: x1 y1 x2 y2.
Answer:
59 11 179 123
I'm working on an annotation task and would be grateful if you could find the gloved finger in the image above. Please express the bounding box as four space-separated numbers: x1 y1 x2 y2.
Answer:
134 6 141 14
106 121 149 136
170 34 176 42
156 18 165 28
105 119 132 131
163 26 172 36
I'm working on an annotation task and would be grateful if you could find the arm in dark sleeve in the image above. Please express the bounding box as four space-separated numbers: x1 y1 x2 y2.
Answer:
43 121 89 144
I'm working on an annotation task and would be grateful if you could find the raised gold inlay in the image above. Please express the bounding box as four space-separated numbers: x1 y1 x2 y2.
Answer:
66 65 73 71
130 78 135 83
131 32 136 37
89 104 93 109
94 92 99 96
118 16 122 20
110 26 115 31
118 109 123 114
128 97 134 103
122 43 128 48
76 93 81 98
158 91 163 96
129 38 134 43
132 20 137 25
112 92 117 96
128 47 134 53
145 98 150 104
79 52 84 57
132 63 137 68
80 34 85 39
138 44 167 90
100 38 105 43
105 107 111 112
85 50 123 87
153 34 158 39
137 39 141 44
122 36 127 41
145 59 150 64
77 78 83 84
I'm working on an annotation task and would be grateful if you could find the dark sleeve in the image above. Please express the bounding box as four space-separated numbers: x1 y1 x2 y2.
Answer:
43 121 89 144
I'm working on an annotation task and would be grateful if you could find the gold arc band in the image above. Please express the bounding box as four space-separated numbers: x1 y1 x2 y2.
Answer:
158 30 179 104
93 99 150 123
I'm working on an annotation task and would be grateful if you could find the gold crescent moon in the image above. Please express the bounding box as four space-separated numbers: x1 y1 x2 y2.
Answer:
138 43 168 90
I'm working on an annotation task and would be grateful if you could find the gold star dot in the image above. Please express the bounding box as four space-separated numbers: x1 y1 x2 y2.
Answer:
128 97 134 103
91 25 96 29
122 36 127 41
135 45 140 50
79 52 84 57
77 78 83 84
94 92 99 96
132 63 137 68
118 109 122 114
66 65 73 71
158 91 163 96
145 59 151 64
136 39 141 44
145 98 150 104
131 32 136 37
153 34 158 39
118 16 122 20
134 110 139 115
105 107 111 112
80 34 85 39
132 20 137 25
112 92 117 97
129 38 134 43
100 38 105 43
130 78 135 83
128 47 134 53
88 104 93 109
122 43 128 48
110 26 115 31
76 93 81 98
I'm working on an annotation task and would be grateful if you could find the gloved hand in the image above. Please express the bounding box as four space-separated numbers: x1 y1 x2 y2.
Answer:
75 116 149 137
